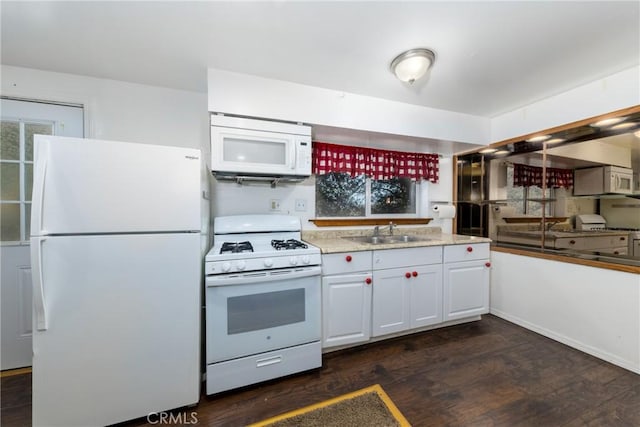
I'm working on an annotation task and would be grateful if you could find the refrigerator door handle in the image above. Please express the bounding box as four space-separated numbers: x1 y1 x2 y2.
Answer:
31 141 49 235
31 237 48 331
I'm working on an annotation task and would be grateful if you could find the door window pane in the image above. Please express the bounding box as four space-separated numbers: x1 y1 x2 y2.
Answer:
0 121 20 160
24 164 33 201
227 289 305 334
25 123 53 161
0 163 20 200
316 173 366 217
25 203 31 238
0 203 20 241
371 177 416 214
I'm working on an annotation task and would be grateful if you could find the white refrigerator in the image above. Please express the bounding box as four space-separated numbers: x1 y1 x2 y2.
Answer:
30 135 202 426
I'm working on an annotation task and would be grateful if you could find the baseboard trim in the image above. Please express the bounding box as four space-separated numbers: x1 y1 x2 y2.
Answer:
0 367 31 378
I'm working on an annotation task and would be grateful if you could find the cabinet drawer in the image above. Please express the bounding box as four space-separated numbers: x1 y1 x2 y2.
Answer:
322 251 372 275
373 246 442 270
206 341 321 394
555 235 627 250
443 243 490 263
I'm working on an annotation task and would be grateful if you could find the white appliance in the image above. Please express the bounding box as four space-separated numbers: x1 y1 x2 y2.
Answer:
575 214 608 230
210 114 312 178
573 165 634 195
204 215 322 395
30 135 202 427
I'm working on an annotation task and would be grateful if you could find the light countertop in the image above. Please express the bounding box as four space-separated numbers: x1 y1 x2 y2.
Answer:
301 227 491 254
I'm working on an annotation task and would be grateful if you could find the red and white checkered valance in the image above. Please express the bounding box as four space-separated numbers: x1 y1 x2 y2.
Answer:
513 163 573 189
312 141 439 183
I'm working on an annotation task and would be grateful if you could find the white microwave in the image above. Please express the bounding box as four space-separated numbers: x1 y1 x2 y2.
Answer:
574 165 634 196
210 115 312 178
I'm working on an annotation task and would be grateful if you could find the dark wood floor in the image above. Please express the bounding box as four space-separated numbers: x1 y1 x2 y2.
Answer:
3 315 639 426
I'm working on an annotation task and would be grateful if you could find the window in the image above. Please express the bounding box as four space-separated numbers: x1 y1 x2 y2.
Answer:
505 165 553 216
316 172 418 217
0 120 53 242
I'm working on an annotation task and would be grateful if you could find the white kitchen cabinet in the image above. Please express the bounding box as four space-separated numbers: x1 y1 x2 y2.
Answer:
371 247 443 337
443 243 491 321
321 251 372 348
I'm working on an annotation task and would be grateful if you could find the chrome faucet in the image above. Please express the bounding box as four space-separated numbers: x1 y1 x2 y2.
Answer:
389 221 397 235
373 225 380 237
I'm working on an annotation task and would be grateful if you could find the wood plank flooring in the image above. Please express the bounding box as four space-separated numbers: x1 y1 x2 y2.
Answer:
2 315 638 426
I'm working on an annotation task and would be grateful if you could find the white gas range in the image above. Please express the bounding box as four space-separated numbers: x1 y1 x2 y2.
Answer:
204 215 322 395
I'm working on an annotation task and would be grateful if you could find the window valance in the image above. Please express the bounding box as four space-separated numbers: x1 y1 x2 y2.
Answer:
513 163 573 189
312 141 439 183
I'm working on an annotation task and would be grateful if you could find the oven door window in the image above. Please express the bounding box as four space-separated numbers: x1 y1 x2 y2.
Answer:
227 288 305 334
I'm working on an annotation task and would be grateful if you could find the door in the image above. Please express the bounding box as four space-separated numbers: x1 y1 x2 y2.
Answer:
410 264 443 328
31 233 201 427
371 267 411 337
443 260 490 321
322 273 372 348
1 98 83 370
32 135 201 235
205 267 321 363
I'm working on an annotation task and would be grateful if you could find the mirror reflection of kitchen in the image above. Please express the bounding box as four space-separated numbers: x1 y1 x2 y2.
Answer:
457 112 640 262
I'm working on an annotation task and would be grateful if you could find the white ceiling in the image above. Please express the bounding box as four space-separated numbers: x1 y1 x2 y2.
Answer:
1 1 639 117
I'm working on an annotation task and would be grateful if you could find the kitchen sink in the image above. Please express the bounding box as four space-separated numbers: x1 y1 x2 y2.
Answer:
341 235 431 245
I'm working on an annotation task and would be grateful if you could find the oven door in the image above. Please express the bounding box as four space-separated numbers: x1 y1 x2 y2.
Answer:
206 266 321 363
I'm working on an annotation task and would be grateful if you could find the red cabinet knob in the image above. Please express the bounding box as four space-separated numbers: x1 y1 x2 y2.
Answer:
466 246 473 252
405 272 411 279
614 251 619 255
412 271 418 277
569 240 576 245
365 277 372 285
345 255 352 262
485 262 491 267
620 237 626 241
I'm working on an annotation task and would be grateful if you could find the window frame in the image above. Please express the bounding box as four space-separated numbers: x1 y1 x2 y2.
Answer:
315 173 421 219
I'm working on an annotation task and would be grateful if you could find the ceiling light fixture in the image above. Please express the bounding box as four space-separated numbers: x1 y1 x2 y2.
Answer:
526 135 551 143
390 48 436 84
611 122 637 130
591 117 626 127
479 148 498 154
494 150 511 155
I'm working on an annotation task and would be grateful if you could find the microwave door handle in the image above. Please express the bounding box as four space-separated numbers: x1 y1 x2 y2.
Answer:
289 141 296 170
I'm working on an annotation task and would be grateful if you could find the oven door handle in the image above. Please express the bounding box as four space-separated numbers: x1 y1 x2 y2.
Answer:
206 266 321 287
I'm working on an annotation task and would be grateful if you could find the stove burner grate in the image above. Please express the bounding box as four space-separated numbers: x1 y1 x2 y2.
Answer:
271 239 308 250
220 241 254 254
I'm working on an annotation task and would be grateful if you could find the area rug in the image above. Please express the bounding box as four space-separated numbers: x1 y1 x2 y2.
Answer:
248 384 411 427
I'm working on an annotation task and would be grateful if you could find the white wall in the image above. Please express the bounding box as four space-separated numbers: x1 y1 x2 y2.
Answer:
490 251 640 373
211 158 454 233
1 65 209 149
208 68 491 146
491 66 640 142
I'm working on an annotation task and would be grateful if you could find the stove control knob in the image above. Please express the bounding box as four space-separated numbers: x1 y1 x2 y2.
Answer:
264 258 274 268
236 260 246 271
289 257 298 266
221 262 231 273
301 255 310 265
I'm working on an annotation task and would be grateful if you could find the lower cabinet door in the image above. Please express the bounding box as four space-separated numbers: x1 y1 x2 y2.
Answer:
410 264 443 329
322 273 372 348
443 260 490 321
371 267 411 337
